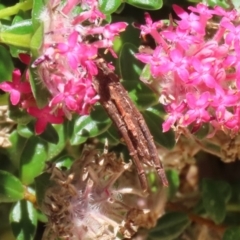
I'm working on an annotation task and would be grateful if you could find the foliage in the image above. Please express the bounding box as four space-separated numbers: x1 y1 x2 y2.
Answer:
0 0 240 239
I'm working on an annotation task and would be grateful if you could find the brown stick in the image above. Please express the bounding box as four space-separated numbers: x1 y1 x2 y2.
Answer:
93 59 168 192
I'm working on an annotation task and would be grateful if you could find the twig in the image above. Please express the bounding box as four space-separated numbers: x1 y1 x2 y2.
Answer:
166 202 227 234
24 186 37 207
93 59 168 192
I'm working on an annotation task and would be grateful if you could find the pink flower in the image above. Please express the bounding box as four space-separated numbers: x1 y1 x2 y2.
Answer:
161 28 198 50
183 92 211 126
29 0 127 128
162 101 186 132
221 20 240 50
140 12 163 36
61 0 80 14
188 3 213 21
89 23 128 57
56 31 80 70
50 80 80 111
19 53 31 65
27 106 64 134
216 106 238 130
165 49 190 82
88 23 128 41
213 6 238 21
77 79 99 115
190 58 218 88
172 4 205 34
139 13 168 50
77 44 98 75
72 3 105 24
136 3 240 136
0 69 31 105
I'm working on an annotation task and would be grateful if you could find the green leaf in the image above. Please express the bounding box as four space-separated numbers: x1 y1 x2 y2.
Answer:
9 103 33 125
122 80 158 110
119 43 158 110
223 227 240 240
149 212 190 240
39 123 59 144
229 182 240 203
126 0 162 10
194 123 209 139
119 43 144 81
143 105 175 149
70 105 111 145
115 3 125 13
0 4 10 20
35 172 51 209
0 45 14 81
37 209 48 223
21 121 60 144
32 0 45 30
5 130 28 168
98 123 120 146
55 155 74 170
1 19 33 34
118 43 158 111
30 24 43 56
0 154 16 174
20 136 48 185
0 203 12 232
99 0 122 14
201 179 232 224
17 124 34 139
206 0 230 9
12 12 27 23
0 170 24 203
0 93 8 105
1 13 32 56
18 122 66 157
113 16 140 54
0 0 33 19
10 200 37 240
0 32 32 48
140 64 152 83
28 67 50 108
46 124 67 160
166 169 180 200
16 123 65 180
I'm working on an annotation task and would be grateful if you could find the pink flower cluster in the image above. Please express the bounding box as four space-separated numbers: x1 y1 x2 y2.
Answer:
0 0 127 134
136 4 240 136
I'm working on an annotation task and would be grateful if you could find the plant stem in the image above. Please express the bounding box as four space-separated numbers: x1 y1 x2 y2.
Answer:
226 204 240 212
24 187 37 206
166 202 226 234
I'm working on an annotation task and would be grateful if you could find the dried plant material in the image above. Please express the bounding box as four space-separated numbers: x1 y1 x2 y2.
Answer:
220 134 240 162
158 136 200 170
202 131 240 162
0 106 15 148
41 144 166 240
0 130 11 148
0 106 14 122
